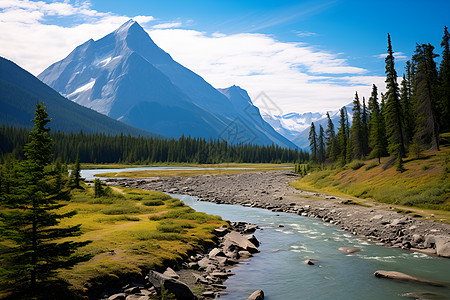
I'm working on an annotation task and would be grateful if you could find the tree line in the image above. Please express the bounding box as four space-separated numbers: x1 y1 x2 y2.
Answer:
0 126 309 165
308 27 450 171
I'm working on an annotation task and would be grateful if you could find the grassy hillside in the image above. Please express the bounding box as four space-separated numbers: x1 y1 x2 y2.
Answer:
291 144 450 212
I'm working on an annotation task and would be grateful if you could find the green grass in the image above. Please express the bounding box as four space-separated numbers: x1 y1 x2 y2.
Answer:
42 184 228 297
291 147 450 219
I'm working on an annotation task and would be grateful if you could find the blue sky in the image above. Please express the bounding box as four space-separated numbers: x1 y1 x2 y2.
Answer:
1 0 449 113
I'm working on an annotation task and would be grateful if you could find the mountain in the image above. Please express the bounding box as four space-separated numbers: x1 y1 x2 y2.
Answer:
0 56 159 137
217 85 297 148
262 104 353 149
38 20 296 149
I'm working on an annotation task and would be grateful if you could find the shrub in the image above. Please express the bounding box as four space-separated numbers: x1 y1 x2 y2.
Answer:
102 203 140 215
365 162 378 170
347 160 365 170
157 221 184 233
142 200 164 206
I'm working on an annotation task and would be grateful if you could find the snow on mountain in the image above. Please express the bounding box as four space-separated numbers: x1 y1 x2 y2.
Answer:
38 20 296 149
262 103 353 149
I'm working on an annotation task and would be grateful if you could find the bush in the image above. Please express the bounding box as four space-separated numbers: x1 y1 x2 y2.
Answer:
167 199 185 207
102 203 140 215
142 200 164 206
347 160 365 170
157 221 184 233
365 162 378 170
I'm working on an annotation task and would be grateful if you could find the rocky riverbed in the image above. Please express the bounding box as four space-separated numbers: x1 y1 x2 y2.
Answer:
106 170 450 258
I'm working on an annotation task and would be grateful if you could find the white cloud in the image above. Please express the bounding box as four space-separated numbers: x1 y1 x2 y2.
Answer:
373 51 408 61
294 30 317 37
152 22 182 29
0 0 386 114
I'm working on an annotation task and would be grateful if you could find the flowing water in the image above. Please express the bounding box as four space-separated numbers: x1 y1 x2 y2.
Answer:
174 194 450 300
82 168 450 299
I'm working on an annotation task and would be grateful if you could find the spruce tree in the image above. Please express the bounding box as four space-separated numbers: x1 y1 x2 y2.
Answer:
350 92 363 159
384 34 406 170
318 125 325 164
324 112 337 160
368 85 388 163
400 70 414 144
361 97 369 157
412 43 440 151
71 153 81 189
308 122 318 162
0 103 90 295
337 107 349 164
439 26 450 132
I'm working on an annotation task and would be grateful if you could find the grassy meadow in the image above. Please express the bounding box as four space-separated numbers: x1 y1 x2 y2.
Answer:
291 147 450 222
52 184 226 297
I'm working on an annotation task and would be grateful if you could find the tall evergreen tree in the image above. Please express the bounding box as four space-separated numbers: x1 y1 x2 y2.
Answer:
368 84 388 163
361 97 369 157
400 69 415 144
439 26 450 132
384 34 406 170
71 153 81 189
308 122 318 162
318 125 325 164
337 107 349 164
324 112 337 160
0 103 90 295
350 92 363 159
412 43 440 151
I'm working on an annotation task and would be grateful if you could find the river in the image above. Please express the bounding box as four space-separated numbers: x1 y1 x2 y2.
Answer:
82 169 450 300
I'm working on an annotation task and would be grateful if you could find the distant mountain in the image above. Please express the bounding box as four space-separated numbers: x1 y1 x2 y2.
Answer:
0 56 159 137
38 20 296 149
262 103 353 149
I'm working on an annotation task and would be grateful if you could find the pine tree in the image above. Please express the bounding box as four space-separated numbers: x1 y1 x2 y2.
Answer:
412 43 440 151
350 92 363 159
71 153 81 188
439 26 450 132
368 84 388 163
318 125 325 164
324 112 337 160
0 103 90 295
384 34 406 170
400 66 415 145
308 122 318 162
94 178 103 198
337 107 349 164
361 97 369 157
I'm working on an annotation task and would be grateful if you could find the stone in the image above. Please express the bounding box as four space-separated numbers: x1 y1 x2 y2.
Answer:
245 234 260 247
247 290 264 300
146 270 196 300
125 296 149 300
209 248 226 258
202 291 215 298
412 234 424 244
214 226 229 237
338 247 361 254
163 267 180 279
304 259 319 265
373 271 445 287
124 286 141 294
434 235 450 258
224 231 259 253
238 250 252 258
210 272 230 279
401 292 438 299
108 293 126 300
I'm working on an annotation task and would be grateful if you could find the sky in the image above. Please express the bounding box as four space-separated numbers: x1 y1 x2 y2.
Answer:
0 0 449 115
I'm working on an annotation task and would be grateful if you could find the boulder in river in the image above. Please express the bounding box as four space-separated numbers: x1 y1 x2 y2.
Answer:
373 270 446 287
146 270 196 300
247 290 264 300
338 247 361 254
424 235 450 258
224 231 260 253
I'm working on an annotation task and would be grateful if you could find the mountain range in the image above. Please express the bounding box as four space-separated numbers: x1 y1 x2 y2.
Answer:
0 56 158 137
262 104 353 149
38 20 296 149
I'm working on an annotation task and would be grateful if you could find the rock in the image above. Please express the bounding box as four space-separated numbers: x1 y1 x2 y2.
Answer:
304 259 319 265
247 290 264 300
338 247 361 254
210 272 230 279
125 295 149 300
124 286 141 294
209 247 226 258
412 234 424 244
434 235 450 258
224 231 259 253
211 283 226 289
411 248 437 256
202 291 215 298
197 257 214 269
108 293 126 300
192 273 208 284
245 234 260 247
373 271 445 287
278 224 285 227
146 270 196 300
402 292 438 299
238 250 252 258
163 267 180 279
214 226 229 237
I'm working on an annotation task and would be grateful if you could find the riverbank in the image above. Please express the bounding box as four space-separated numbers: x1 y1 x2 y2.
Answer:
105 170 450 258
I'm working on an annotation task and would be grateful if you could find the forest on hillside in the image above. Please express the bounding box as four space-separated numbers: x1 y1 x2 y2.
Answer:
307 27 450 171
